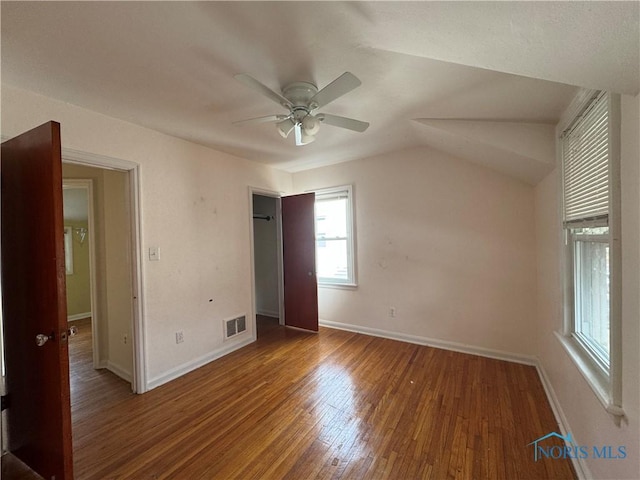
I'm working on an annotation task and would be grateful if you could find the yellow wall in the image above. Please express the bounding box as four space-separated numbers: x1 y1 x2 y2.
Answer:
103 169 134 379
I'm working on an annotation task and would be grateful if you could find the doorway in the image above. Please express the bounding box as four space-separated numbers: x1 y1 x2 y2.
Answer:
0 124 146 478
63 180 98 369
250 189 320 336
251 192 282 337
60 149 145 394
62 165 134 389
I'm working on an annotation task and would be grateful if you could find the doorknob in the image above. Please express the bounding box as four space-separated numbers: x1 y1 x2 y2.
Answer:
36 326 77 346
36 325 78 347
308 271 313 276
35 332 54 347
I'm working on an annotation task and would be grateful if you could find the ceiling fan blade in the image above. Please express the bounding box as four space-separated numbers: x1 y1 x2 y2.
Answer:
309 72 361 109
234 74 292 109
317 113 369 132
233 114 289 125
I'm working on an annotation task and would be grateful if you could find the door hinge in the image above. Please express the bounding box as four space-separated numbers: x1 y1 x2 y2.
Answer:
1 394 9 411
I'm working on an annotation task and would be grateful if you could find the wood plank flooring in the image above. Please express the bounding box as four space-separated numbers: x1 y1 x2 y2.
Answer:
69 316 576 479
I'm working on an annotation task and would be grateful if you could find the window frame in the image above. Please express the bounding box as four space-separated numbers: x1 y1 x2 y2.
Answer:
313 185 357 288
556 90 624 417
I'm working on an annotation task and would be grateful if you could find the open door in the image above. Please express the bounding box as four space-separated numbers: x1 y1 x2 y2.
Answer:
282 193 318 331
1 122 74 479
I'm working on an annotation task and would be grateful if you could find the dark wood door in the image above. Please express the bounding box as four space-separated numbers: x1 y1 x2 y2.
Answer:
1 122 74 479
282 193 318 331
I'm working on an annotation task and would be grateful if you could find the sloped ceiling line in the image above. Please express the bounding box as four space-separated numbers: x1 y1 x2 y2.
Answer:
2 1 637 183
412 119 556 166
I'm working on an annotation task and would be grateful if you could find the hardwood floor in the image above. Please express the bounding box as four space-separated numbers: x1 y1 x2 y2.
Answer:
70 316 575 479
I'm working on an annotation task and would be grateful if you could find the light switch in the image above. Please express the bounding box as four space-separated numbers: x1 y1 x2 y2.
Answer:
149 246 160 261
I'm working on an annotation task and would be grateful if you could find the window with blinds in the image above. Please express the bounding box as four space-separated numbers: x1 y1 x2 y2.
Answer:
562 91 610 227
558 90 623 417
561 91 615 379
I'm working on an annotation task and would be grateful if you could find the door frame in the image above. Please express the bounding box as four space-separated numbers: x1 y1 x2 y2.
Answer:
62 148 147 393
249 187 285 331
62 179 100 369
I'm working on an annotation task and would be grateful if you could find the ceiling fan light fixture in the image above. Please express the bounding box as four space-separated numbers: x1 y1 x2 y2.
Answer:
276 118 295 138
302 114 320 136
299 131 316 145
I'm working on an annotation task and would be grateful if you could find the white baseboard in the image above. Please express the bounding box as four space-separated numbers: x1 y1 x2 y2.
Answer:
106 361 132 384
534 362 591 479
319 319 538 366
257 309 279 318
146 334 256 391
68 312 92 322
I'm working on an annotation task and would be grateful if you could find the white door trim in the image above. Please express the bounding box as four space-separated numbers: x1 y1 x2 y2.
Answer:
62 148 147 393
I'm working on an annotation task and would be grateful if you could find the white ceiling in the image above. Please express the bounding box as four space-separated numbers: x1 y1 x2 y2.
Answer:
2 2 638 184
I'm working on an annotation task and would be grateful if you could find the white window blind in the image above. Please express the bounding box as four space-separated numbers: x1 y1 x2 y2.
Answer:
316 189 349 203
562 91 610 226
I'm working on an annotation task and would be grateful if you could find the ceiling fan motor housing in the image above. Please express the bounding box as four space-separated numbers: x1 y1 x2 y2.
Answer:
282 81 318 107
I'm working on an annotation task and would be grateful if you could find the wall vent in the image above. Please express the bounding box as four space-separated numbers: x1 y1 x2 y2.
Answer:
224 315 247 340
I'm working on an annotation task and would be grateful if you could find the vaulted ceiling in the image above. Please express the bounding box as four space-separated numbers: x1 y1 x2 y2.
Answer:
2 2 638 184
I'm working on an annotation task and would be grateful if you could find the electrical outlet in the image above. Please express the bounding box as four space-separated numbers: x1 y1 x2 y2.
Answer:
175 331 184 344
389 307 397 318
149 246 160 261
122 333 128 345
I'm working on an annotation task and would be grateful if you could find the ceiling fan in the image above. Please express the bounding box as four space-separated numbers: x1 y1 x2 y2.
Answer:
233 72 369 146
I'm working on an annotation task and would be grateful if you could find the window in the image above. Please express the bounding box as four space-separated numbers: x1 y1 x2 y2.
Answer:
572 226 610 369
314 185 356 286
64 226 74 274
558 91 623 416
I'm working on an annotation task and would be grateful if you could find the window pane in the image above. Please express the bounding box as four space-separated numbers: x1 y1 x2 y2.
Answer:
316 198 347 239
574 236 610 364
316 239 348 280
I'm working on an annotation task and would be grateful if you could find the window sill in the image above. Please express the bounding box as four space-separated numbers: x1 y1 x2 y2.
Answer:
318 282 358 290
554 331 625 417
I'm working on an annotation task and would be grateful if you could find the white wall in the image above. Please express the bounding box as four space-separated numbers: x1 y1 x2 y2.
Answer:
1 85 292 389
534 93 639 479
293 146 538 358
